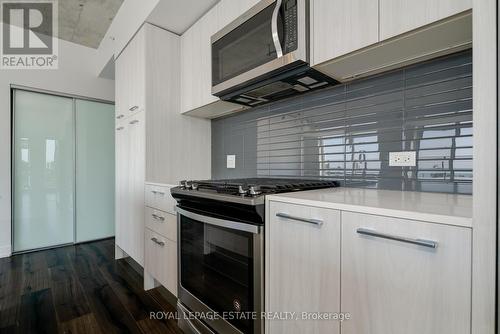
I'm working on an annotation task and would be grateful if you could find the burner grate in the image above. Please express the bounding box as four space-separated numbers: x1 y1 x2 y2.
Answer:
184 178 339 195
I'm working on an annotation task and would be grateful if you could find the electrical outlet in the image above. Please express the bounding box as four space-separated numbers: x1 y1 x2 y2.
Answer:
389 151 416 167
226 155 236 169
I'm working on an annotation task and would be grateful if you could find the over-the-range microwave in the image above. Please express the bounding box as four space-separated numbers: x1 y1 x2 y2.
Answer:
211 0 337 107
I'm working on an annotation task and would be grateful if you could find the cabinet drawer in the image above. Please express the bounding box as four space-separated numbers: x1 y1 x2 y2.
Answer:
269 201 339 229
145 228 178 297
145 183 176 214
341 212 471 334
145 207 177 242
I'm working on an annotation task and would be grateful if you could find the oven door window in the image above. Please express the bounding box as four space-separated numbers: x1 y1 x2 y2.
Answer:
180 214 254 333
212 2 284 86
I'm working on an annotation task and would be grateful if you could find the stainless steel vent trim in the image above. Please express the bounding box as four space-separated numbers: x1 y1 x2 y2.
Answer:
212 54 305 95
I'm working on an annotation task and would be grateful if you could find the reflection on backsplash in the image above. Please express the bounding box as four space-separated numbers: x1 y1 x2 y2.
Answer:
212 50 473 194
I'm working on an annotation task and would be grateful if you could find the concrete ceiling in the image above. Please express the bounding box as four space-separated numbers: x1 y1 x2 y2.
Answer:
146 0 219 35
59 0 124 49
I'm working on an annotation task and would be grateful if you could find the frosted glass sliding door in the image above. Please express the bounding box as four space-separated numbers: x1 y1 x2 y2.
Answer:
13 90 75 252
13 89 115 252
75 100 115 242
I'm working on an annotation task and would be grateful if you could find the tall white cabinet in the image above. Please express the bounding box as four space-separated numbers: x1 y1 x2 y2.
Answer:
115 23 211 269
115 111 145 265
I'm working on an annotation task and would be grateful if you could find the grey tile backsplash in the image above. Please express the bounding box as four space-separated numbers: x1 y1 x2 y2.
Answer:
212 50 473 194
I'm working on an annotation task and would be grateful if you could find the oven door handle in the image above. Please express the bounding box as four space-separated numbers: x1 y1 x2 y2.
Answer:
185 317 203 334
176 207 261 234
271 0 283 58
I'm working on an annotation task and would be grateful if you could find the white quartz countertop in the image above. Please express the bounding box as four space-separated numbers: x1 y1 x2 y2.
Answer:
266 188 473 228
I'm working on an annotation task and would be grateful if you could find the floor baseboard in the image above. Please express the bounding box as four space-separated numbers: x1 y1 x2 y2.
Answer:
0 244 12 258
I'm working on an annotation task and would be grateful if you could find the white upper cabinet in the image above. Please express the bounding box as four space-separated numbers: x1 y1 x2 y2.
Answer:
198 7 219 108
180 21 201 112
181 12 215 114
180 1 249 118
379 0 472 40
119 29 145 117
311 0 379 66
312 0 471 82
114 55 126 121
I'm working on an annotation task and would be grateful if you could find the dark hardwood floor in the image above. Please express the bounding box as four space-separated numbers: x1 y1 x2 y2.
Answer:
0 239 183 334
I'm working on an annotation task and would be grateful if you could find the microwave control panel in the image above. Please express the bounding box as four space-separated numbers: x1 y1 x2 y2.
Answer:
283 0 298 53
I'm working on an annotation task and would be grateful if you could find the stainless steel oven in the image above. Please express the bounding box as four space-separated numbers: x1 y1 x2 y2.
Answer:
172 178 339 334
210 0 336 107
176 207 264 334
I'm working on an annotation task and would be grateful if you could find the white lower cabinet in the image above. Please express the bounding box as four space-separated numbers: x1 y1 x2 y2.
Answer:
266 201 472 334
266 201 341 334
145 184 177 215
341 212 471 334
144 228 178 297
143 183 178 297
145 207 177 241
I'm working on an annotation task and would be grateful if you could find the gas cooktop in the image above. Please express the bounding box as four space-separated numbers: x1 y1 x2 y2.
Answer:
171 178 340 206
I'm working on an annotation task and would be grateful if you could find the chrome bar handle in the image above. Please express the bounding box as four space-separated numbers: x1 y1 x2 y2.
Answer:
271 0 283 58
276 212 323 226
151 213 165 222
129 120 139 125
151 237 165 246
129 105 139 111
356 228 438 249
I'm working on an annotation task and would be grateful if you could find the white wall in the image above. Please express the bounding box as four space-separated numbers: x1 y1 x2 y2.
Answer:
0 37 115 257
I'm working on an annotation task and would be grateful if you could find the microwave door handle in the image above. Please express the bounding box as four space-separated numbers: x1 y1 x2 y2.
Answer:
271 0 283 58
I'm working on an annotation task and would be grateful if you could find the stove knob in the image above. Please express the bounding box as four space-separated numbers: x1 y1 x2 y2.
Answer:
179 180 187 189
191 183 198 190
238 185 247 196
249 186 262 196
